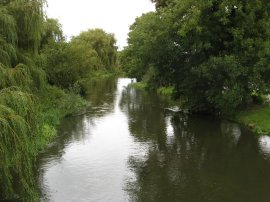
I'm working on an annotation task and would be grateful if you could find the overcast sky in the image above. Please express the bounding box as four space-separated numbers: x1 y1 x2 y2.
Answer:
45 0 155 49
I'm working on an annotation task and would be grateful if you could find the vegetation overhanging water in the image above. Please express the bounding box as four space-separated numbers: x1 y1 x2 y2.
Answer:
1 0 270 200
37 78 270 202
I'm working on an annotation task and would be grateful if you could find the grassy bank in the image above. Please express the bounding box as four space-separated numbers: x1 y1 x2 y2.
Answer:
129 81 148 89
88 70 120 80
130 82 270 136
129 82 175 97
157 86 175 96
0 85 88 200
236 105 270 135
37 86 88 151
38 72 119 149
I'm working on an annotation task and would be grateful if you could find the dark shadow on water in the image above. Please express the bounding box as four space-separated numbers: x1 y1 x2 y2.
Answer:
121 86 270 202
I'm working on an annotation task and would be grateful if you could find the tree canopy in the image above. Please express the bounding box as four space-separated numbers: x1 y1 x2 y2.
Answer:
42 28 117 89
122 0 270 115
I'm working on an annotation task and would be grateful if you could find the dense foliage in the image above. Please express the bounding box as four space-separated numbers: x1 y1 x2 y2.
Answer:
122 0 270 115
42 28 117 89
0 0 117 200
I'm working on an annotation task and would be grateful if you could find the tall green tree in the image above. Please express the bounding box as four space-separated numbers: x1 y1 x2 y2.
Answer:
71 29 117 71
150 0 173 9
42 28 118 89
121 12 175 86
41 18 64 48
0 0 46 199
7 0 46 52
123 0 270 115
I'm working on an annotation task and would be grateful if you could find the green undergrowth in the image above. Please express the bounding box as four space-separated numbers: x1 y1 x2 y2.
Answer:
129 82 175 97
129 82 183 107
157 86 175 96
236 105 270 135
0 85 88 200
38 71 118 149
130 82 270 136
89 70 119 80
37 86 88 151
129 81 148 89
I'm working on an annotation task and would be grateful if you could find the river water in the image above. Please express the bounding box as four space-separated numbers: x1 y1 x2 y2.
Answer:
38 78 270 202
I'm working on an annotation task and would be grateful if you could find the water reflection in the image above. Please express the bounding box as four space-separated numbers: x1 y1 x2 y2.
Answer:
259 136 270 156
121 86 270 202
84 78 117 114
38 78 270 202
39 78 136 202
221 121 241 145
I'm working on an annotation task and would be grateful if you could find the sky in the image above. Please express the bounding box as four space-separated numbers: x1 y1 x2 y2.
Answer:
45 0 155 49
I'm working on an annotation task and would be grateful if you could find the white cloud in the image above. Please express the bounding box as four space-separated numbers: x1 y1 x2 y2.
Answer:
45 0 155 49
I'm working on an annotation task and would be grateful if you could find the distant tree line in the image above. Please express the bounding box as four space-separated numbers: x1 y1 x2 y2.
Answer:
42 28 117 90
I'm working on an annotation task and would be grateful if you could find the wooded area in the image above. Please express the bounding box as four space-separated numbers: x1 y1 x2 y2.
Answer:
0 0 117 199
1 0 270 200
121 0 270 115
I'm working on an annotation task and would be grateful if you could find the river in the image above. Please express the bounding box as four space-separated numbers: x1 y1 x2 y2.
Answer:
37 78 270 202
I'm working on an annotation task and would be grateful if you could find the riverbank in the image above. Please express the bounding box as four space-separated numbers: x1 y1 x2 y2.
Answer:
0 85 88 200
37 72 122 150
38 77 270 202
37 86 88 151
130 82 270 135
236 105 270 135
129 82 174 96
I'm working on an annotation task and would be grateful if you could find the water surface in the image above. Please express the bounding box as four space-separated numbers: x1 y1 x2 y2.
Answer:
38 78 270 202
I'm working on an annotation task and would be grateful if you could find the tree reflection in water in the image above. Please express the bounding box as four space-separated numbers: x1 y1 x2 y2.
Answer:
121 86 270 202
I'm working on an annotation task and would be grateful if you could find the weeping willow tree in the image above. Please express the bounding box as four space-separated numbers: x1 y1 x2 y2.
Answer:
0 0 47 200
7 0 46 52
0 0 47 90
0 6 17 67
70 29 118 71
0 88 40 200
